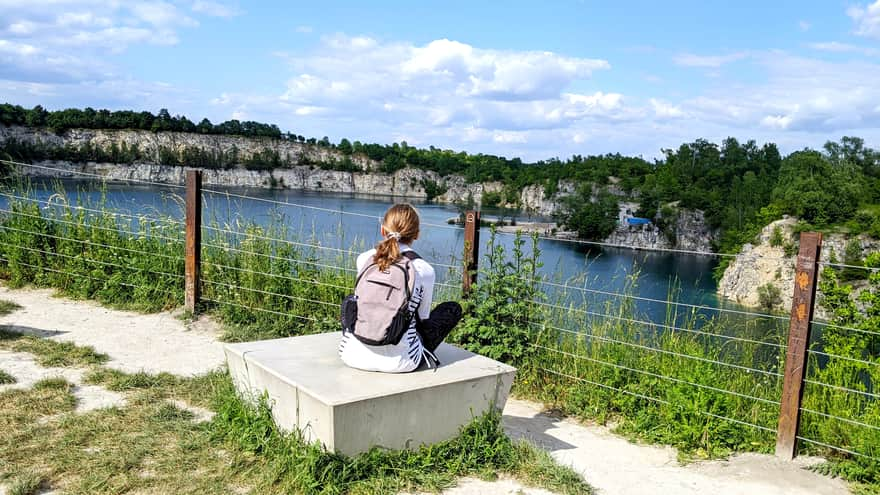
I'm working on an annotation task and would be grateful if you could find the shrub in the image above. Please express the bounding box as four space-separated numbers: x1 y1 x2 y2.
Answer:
452 229 542 366
769 226 784 247
757 283 782 310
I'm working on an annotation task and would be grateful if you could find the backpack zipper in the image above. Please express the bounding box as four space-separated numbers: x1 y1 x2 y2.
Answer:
367 279 398 300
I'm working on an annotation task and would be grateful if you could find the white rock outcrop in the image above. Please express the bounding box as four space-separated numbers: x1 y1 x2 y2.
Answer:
718 217 879 312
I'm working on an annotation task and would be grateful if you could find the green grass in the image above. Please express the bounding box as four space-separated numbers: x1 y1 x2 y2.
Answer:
1 362 591 495
3 470 45 495
0 328 589 494
208 374 591 495
0 299 21 316
0 326 108 367
1 183 877 490
0 368 15 384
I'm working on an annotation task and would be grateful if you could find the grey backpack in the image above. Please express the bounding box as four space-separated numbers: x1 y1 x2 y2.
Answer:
341 251 421 346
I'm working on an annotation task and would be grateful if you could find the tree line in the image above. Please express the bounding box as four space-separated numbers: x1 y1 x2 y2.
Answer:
2 103 878 253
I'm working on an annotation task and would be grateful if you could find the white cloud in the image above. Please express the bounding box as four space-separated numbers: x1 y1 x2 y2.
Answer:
191 1 241 17
0 1 225 112
268 35 616 133
650 98 684 119
760 114 793 130
131 1 197 27
492 131 527 144
295 25 313 34
799 20 811 31
673 52 748 68
848 0 880 38
808 41 879 56
681 52 880 133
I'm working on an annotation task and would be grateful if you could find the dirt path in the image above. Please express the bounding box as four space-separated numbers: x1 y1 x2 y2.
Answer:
0 286 852 495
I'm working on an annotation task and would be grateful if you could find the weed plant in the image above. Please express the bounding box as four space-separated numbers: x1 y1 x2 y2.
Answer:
455 229 879 491
0 187 351 340
1 182 878 489
0 368 15 384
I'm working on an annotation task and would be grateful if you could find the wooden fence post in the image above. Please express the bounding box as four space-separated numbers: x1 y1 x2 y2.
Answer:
776 231 822 460
184 170 202 314
462 210 480 296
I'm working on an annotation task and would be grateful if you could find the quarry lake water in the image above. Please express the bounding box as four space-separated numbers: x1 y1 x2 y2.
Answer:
4 179 790 339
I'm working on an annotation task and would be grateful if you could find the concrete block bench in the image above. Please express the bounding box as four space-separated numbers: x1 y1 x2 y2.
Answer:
224 332 516 456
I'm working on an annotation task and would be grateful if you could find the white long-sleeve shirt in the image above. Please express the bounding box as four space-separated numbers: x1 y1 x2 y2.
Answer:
338 244 435 373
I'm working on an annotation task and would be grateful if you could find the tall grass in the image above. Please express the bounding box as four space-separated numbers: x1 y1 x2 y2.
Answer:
0 183 877 489
452 228 879 490
0 188 351 339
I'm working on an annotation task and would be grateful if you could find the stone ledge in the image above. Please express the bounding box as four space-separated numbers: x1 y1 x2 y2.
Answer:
224 332 516 456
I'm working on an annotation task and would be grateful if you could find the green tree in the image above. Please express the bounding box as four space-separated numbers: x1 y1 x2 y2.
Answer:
557 187 619 240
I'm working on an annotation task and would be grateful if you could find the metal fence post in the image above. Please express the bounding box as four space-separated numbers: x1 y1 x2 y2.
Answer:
776 231 822 459
462 210 480 296
184 169 202 314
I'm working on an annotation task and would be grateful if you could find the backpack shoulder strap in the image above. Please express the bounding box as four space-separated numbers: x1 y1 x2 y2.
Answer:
401 250 421 261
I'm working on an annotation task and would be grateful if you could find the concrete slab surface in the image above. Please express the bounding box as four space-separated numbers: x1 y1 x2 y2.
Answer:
225 333 516 455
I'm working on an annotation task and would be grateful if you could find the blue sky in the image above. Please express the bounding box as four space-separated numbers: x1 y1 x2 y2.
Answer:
1 1 879 160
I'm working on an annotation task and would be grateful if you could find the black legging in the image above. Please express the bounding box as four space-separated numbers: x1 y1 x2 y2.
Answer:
416 301 462 352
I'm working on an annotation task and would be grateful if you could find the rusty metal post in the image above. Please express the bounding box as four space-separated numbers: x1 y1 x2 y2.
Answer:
462 210 480 296
776 231 822 460
184 170 202 314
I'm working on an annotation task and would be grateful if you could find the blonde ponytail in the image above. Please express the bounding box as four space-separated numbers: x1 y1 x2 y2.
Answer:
373 204 420 271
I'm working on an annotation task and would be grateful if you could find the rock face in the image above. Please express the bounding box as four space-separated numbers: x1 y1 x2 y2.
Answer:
0 125 377 171
1 126 719 252
0 126 500 207
718 217 880 313
603 204 716 251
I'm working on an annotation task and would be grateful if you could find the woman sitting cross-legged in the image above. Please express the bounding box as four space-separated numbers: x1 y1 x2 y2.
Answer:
339 203 462 373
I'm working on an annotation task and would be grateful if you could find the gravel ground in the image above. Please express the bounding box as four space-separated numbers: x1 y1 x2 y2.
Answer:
0 286 853 495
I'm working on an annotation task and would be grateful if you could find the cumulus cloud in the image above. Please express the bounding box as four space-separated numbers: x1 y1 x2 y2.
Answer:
0 0 232 109
270 35 617 133
848 0 880 38
650 98 684 119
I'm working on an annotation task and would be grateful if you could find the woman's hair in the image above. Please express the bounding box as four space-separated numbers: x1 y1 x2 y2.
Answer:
374 203 420 271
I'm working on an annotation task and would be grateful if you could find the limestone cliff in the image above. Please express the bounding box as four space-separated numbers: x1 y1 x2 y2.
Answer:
0 126 493 208
717 217 880 313
603 204 716 251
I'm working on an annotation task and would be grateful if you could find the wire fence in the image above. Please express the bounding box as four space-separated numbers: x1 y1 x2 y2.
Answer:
0 159 877 469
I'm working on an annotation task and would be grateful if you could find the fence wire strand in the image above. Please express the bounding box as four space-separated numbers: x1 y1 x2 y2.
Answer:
201 296 318 322
1 192 186 225
810 320 880 339
804 378 880 400
534 300 786 349
0 207 185 244
0 224 181 261
800 407 880 432
1 159 187 190
540 366 776 433
533 343 779 405
201 241 358 273
534 320 783 378
818 261 880 273
0 256 169 292
202 260 350 290
796 436 880 462
0 242 184 279
202 279 338 308
534 278 790 322
807 348 880 368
